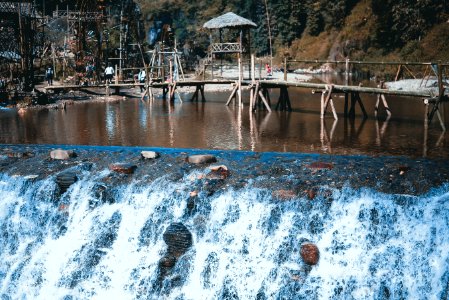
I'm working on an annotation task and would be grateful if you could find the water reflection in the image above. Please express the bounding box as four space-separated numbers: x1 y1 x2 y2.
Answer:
106 103 115 141
0 89 448 158
375 115 391 147
320 119 338 153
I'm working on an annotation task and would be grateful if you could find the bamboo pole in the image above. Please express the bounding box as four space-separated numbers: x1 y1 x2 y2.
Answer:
238 53 242 107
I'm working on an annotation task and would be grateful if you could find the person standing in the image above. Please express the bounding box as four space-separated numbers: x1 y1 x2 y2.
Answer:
138 69 146 92
85 62 94 86
105 64 114 84
0 77 6 92
265 63 272 77
46 66 54 86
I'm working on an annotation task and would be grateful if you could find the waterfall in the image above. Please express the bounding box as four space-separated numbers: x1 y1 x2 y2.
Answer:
0 166 448 299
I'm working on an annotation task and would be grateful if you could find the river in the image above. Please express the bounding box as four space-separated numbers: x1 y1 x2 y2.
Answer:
0 86 448 158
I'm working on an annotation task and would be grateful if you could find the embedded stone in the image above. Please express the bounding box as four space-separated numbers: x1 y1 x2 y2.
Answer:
56 171 78 193
141 151 160 159
187 155 217 164
159 255 177 268
272 190 297 200
300 242 320 265
306 162 333 170
306 188 318 200
207 165 230 179
50 149 76 160
163 223 193 257
109 163 137 174
398 166 410 175
7 151 34 158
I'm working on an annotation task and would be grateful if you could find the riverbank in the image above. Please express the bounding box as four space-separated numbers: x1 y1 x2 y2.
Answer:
1 144 448 196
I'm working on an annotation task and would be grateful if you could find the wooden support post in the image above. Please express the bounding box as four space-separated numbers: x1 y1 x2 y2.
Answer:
250 55 256 110
438 61 443 99
344 92 349 117
238 53 242 107
170 82 177 102
283 57 287 81
323 87 332 118
115 64 118 84
105 84 110 96
251 54 255 84
349 92 356 118
394 65 403 81
276 88 284 111
276 87 285 111
251 81 260 111
355 92 368 119
264 88 272 108
423 103 429 157
191 86 199 101
258 89 272 112
321 85 335 119
226 83 239 106
202 63 206 81
200 85 206 102
345 58 350 85
375 81 391 117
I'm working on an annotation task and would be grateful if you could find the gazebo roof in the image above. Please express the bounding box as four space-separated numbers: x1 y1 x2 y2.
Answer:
203 12 257 30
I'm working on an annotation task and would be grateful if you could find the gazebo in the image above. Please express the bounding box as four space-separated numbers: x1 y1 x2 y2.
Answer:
203 12 257 55
201 12 257 106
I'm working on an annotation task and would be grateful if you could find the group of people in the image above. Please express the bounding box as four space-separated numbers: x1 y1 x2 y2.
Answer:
43 63 148 90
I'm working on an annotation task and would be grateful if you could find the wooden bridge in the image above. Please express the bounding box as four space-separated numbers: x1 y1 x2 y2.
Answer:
41 58 447 131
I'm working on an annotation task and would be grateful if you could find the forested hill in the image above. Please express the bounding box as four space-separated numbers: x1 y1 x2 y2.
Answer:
137 0 449 62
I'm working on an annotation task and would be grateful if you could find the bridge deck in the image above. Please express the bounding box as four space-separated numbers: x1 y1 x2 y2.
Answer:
41 79 434 99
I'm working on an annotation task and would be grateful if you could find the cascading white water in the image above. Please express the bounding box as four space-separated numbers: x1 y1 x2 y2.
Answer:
0 167 448 299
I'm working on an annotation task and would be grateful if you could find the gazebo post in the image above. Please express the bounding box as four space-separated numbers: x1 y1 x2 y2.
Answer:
248 29 251 79
219 29 223 77
238 52 242 107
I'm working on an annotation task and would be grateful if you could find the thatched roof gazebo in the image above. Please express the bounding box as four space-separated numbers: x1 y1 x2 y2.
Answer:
203 12 257 30
203 12 257 54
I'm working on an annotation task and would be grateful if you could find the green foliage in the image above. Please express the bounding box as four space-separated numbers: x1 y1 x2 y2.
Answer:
39 0 449 61
372 0 446 49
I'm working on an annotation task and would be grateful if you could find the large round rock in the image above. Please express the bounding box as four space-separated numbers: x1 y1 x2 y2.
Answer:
163 223 193 257
56 171 78 193
300 242 320 265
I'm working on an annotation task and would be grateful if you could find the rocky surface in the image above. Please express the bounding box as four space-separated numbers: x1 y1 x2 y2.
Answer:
0 145 447 197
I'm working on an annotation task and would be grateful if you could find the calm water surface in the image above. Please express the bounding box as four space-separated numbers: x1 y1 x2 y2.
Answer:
0 87 448 158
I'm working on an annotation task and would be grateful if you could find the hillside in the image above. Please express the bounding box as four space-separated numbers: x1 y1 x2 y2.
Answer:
136 0 449 63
